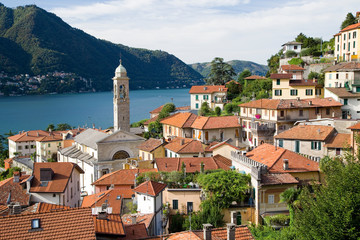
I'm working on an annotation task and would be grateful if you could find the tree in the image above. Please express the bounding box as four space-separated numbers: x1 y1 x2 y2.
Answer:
285 50 297 58
158 103 176 120
267 50 283 74
215 107 221 116
46 123 55 131
196 170 250 209
237 69 252 86
292 154 360 240
199 102 212 116
341 12 357 30
308 72 325 86
56 123 72 131
280 187 301 225
226 80 241 100
206 57 236 85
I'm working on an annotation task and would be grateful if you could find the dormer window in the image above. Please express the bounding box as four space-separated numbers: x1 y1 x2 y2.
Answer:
31 219 40 229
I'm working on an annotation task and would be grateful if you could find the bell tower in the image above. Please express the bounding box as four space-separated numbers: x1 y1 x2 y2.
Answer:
113 60 130 132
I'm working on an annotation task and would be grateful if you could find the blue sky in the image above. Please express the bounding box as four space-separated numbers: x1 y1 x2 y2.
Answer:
1 0 359 65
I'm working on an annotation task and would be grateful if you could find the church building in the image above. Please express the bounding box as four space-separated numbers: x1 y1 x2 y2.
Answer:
58 61 145 195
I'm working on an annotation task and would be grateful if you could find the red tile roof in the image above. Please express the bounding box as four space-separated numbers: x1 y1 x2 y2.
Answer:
191 116 241 130
239 97 342 110
208 141 240 151
280 65 305 71
261 173 299 186
150 105 165 114
82 189 134 214
122 213 154 228
93 214 125 236
244 75 267 80
23 203 70 214
189 85 228 94
0 175 31 206
165 137 205 154
246 144 319 173
8 129 85 143
324 133 351 148
160 112 197 128
326 87 360 98
275 125 335 141
324 62 360 72
348 122 360 130
340 22 360 32
143 115 159 126
92 169 158 186
137 138 165 152
0 207 96 240
270 73 293 79
289 79 319 86
30 162 84 193
134 181 166 197
155 156 231 172
123 223 149 239
150 105 191 114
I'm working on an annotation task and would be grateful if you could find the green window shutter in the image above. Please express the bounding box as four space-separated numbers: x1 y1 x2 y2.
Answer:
311 141 314 150
318 141 321 150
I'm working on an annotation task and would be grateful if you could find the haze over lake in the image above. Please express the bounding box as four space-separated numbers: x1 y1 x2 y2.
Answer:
0 88 190 135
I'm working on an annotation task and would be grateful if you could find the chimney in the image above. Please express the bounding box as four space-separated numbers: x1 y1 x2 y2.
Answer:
131 214 137 224
203 224 213 240
296 97 300 101
40 168 54 181
97 211 108 220
180 139 185 145
227 223 236 240
13 171 20 183
26 132 28 136
13 203 21 215
283 159 289 170
309 101 312 106
204 86 207 90
37 132 39 137
230 211 237 224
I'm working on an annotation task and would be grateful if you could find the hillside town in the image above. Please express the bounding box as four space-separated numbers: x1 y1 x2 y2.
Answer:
1 11 360 240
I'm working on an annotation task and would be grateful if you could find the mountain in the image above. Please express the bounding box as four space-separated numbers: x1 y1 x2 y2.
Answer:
190 60 268 78
0 4 203 91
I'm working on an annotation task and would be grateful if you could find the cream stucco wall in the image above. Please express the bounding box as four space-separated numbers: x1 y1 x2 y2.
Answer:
334 29 360 61
163 188 202 215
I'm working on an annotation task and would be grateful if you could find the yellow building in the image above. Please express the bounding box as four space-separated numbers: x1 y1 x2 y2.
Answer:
334 16 360 62
271 70 323 100
136 138 165 161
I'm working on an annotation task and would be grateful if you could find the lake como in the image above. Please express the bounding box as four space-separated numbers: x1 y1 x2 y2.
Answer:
0 88 190 135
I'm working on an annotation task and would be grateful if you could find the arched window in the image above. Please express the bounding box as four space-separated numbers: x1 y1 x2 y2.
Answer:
112 150 130 160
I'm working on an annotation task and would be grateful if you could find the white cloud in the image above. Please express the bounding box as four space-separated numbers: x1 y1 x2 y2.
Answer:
51 0 360 65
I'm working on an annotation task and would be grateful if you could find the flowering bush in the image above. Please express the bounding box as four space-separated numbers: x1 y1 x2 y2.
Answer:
255 114 261 119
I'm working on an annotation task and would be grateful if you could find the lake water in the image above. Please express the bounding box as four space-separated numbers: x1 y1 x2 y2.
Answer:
0 88 190 135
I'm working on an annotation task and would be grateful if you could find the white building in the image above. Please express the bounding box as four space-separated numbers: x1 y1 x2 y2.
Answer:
282 41 302 55
334 18 360 62
189 85 228 111
134 180 166 236
29 162 84 208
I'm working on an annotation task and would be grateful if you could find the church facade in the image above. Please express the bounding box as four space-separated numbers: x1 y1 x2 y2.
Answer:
58 61 145 195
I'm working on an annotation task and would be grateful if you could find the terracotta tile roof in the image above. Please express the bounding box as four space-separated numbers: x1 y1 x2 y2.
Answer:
82 189 134 214
134 181 166 197
165 137 205 154
189 85 228 94
155 156 231 172
122 223 149 239
30 162 84 193
160 112 197 128
244 75 267 80
289 79 319 86
325 87 360 98
150 105 190 114
144 115 159 126
324 133 351 148
137 138 164 152
275 125 335 141
324 62 360 72
261 173 299 186
93 214 125 236
0 175 30 206
122 213 154 228
209 141 240 151
191 116 241 130
204 141 220 152
8 130 51 142
0 207 96 240
340 22 360 32
239 97 342 110
23 203 70 214
280 65 305 71
246 144 319 173
270 73 292 79
92 169 158 186
226 80 240 84
150 105 165 114
348 122 360 130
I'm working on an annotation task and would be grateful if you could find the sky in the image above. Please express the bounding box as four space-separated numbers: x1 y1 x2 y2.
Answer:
1 0 359 65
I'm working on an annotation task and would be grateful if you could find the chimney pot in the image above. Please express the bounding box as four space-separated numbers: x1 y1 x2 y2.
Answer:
283 159 289 170
131 214 137 224
227 223 236 240
13 171 20 183
203 224 213 240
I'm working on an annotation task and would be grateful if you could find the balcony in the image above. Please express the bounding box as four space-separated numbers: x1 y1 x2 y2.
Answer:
250 122 276 137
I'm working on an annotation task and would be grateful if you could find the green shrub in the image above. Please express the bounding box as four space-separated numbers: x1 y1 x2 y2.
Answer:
288 58 304 66
285 50 297 58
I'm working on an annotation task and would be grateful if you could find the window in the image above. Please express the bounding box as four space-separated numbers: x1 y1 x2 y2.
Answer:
268 195 274 204
354 31 357 38
294 45 297 50
290 89 298 96
337 35 340 42
77 181 80 191
31 219 40 229
243 107 246 114
336 148 341 155
25 145 29 149
299 110 303 116
31 145 35 149
326 108 330 115
278 139 283 148
18 146 22 150
306 89 313 96
195 103 199 109
169 152 172 157
203 95 208 100
187 202 193 214
71 187 73 199
343 43 346 50
276 79 280 85
195 95 198 100
337 44 339 51
344 99 348 105
48 143 50 147
349 32 351 39
272 110 275 117
173 200 178 210
311 141 322 150
280 110 284 117
275 90 282 96
357 87 360 93
344 34 346 40
295 140 300 153
316 88 321 96
348 42 351 51
329 74 332 80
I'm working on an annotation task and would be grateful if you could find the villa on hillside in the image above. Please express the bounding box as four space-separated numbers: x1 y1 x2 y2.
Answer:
189 85 228 111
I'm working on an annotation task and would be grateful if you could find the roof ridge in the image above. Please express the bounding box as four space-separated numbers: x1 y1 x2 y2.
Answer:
202 116 210 129
268 148 286 170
